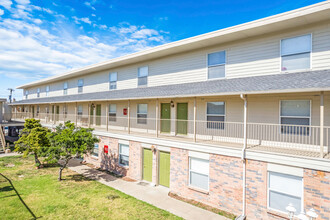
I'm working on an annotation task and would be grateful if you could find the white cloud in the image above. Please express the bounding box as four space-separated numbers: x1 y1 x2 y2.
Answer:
131 29 159 39
0 9 4 15
91 13 96 17
14 0 30 5
0 0 13 10
72 16 92 25
33 18 42 24
84 1 96 10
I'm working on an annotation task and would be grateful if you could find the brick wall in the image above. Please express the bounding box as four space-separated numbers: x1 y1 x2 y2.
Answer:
304 169 330 220
127 141 142 180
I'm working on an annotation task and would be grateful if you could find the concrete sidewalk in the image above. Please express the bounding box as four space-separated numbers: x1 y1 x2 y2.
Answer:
0 152 19 157
68 159 229 220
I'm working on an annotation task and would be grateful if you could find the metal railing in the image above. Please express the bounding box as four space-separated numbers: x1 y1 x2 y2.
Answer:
10 112 330 158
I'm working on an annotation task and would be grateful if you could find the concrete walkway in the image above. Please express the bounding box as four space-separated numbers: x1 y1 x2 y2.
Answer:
68 159 229 220
0 152 19 157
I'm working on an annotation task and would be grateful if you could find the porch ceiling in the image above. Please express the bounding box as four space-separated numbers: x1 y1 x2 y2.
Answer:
10 69 330 105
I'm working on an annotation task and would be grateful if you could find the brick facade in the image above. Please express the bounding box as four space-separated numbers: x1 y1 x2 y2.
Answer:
84 136 330 220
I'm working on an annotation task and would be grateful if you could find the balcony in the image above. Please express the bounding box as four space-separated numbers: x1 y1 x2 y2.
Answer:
11 112 330 160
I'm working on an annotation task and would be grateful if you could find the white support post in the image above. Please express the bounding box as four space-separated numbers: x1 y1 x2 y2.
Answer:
88 103 91 128
240 94 248 219
156 99 159 137
320 91 324 158
127 100 130 134
106 103 109 131
193 97 197 142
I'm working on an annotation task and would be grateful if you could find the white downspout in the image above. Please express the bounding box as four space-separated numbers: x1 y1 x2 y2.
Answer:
238 94 247 220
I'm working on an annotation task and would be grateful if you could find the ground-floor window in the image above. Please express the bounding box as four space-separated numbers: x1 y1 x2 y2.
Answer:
92 143 99 157
280 100 310 135
189 157 209 191
119 144 129 166
268 171 303 214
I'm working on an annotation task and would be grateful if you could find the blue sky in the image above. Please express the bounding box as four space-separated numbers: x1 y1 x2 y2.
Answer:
0 0 324 100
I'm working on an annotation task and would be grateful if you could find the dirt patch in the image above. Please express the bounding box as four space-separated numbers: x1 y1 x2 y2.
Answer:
122 176 136 182
168 192 236 220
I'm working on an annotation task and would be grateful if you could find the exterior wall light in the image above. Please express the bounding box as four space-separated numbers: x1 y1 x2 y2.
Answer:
306 208 318 220
170 101 174 108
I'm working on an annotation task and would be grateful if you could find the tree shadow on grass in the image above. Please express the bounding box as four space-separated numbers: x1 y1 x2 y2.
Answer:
65 174 93 182
0 173 40 219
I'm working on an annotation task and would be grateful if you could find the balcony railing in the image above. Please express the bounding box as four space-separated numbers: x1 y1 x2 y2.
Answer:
10 112 330 159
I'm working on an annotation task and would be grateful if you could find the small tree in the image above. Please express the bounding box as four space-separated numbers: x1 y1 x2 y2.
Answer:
14 119 50 168
47 121 99 181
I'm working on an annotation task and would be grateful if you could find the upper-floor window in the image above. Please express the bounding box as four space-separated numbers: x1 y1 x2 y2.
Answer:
137 104 147 124
138 66 148 87
78 79 84 93
207 102 225 129
280 100 310 135
46 86 50 97
37 88 40 98
268 171 302 214
109 104 116 122
208 51 226 79
77 105 83 116
63 82 68 95
281 34 311 72
109 72 117 90
25 90 28 99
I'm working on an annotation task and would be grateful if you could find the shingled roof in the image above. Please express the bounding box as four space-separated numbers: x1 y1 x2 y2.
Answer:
11 69 330 105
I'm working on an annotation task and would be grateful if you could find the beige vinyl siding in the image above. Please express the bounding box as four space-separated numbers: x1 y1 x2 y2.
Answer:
24 23 330 99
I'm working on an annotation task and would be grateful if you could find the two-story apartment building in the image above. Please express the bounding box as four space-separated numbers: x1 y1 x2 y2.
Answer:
10 2 330 219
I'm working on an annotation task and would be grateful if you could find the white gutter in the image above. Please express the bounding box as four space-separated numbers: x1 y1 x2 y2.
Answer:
238 94 247 220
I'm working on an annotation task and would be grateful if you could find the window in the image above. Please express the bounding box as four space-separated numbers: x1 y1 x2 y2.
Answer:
109 72 117 90
78 79 84 93
281 34 311 71
63 105 67 116
25 90 28 99
36 106 40 116
119 144 129 166
189 157 209 191
92 143 99 157
137 104 147 124
45 106 49 114
280 100 310 135
77 105 83 117
208 51 226 79
207 102 225 129
109 104 116 122
37 88 40 98
63 82 68 95
46 86 50 96
268 172 302 214
138 66 148 86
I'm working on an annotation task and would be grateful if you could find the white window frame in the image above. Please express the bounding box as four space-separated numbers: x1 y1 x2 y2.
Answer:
109 104 116 122
46 86 50 97
78 79 84 93
206 101 226 129
63 82 68 95
92 143 99 158
109 72 117 90
207 50 226 80
188 157 209 191
37 88 40 98
137 104 148 124
118 144 129 167
279 100 311 135
267 171 303 215
138 66 148 87
280 34 312 72
77 105 83 117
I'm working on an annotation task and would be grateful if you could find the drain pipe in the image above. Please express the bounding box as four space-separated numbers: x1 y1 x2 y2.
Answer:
237 94 247 220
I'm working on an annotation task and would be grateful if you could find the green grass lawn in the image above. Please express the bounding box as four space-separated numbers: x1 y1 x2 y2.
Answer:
0 156 181 220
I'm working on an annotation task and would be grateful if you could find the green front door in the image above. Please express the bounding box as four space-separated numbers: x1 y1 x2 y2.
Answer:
143 149 153 182
90 106 94 125
161 103 171 133
159 151 170 187
176 103 188 135
96 104 101 126
55 106 59 121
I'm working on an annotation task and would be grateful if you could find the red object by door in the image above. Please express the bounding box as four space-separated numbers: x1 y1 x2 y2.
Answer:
123 108 127 115
104 145 108 154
